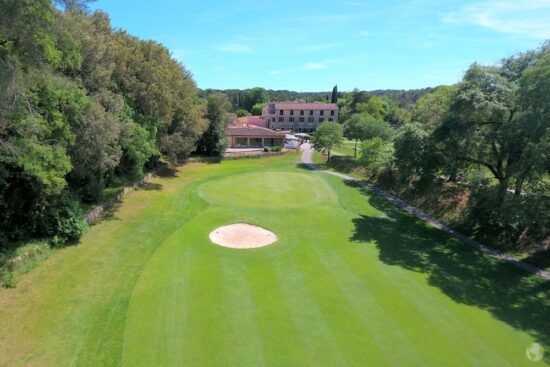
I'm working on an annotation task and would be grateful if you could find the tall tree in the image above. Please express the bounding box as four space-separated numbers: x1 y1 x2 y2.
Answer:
331 84 338 103
197 93 231 156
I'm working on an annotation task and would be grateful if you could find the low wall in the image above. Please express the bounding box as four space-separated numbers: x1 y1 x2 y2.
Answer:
85 173 153 224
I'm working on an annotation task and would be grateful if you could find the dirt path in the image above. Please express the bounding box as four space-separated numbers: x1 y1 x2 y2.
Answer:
300 143 550 280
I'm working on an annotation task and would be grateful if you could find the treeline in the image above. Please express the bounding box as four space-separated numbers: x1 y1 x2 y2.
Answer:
0 0 226 248
202 87 432 116
336 43 550 250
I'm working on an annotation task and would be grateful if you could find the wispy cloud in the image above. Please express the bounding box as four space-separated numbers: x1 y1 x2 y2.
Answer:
305 63 326 70
171 48 200 60
441 0 550 39
217 43 253 53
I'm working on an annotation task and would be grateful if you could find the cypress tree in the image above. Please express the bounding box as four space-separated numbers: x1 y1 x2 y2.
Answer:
331 85 338 103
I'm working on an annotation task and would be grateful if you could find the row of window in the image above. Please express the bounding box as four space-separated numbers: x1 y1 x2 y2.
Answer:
275 117 334 123
278 110 335 116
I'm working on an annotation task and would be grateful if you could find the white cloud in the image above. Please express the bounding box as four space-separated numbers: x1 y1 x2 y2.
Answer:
217 43 253 53
171 48 199 60
441 0 550 39
305 62 326 70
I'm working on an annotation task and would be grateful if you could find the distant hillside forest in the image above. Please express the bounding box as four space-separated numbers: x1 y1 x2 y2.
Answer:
201 87 434 111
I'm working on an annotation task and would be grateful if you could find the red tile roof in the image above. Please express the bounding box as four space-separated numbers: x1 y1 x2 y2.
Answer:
271 102 339 110
226 124 284 137
238 115 268 127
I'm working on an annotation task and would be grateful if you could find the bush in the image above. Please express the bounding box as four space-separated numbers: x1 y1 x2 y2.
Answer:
263 146 271 152
42 196 88 246
271 145 282 152
1 270 18 288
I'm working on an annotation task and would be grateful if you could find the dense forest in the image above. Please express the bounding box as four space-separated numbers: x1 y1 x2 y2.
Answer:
0 0 232 249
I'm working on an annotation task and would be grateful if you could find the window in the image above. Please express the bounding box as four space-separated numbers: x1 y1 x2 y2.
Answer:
279 110 283 115
278 117 284 122
309 110 314 116
318 118 324 122
250 138 262 147
328 118 334 122
300 110 304 116
308 117 314 122
289 117 294 122
290 110 294 116
235 137 248 147
272 118 275 122
299 117 304 122
330 110 335 116
320 110 324 116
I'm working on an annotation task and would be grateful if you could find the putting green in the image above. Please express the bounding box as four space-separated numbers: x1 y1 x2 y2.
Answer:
198 171 335 208
0 154 548 367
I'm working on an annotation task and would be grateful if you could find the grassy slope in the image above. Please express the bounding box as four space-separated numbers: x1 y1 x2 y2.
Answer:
0 153 548 366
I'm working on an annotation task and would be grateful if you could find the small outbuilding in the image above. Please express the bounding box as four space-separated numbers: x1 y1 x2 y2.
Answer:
226 124 285 148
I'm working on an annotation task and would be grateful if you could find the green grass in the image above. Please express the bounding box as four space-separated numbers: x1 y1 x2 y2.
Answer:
0 153 548 366
333 139 359 157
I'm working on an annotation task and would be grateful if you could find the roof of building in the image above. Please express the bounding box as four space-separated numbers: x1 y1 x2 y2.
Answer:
237 115 268 126
226 124 284 137
269 102 339 110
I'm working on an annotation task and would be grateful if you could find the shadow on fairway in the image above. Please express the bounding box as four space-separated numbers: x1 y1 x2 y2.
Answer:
349 187 550 359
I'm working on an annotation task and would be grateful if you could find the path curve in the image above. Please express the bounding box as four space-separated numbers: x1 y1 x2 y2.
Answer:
300 143 550 281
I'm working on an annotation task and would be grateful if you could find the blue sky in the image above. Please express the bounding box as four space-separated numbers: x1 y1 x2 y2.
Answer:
90 0 550 91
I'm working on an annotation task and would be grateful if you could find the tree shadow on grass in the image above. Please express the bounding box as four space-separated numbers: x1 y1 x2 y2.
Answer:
350 190 550 359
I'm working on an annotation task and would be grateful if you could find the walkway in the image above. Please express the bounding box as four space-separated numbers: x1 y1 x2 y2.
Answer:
300 143 550 280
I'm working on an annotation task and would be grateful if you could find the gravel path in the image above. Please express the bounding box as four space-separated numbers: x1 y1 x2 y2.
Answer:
300 143 550 280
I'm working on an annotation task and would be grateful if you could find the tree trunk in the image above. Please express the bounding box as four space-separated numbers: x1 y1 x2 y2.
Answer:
327 149 331 163
354 139 358 158
514 177 525 196
496 177 510 204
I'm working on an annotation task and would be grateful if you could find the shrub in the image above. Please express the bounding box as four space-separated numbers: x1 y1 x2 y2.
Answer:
1 270 18 288
42 196 88 246
263 146 271 152
271 145 282 152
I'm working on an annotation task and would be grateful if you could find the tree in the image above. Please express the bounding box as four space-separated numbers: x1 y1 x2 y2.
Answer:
411 85 456 132
359 137 394 177
196 93 231 156
312 121 343 163
344 113 392 157
251 102 264 116
331 85 338 103
235 108 249 117
393 123 440 180
242 87 269 112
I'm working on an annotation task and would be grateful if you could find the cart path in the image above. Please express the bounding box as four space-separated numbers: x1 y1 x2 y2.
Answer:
300 143 550 280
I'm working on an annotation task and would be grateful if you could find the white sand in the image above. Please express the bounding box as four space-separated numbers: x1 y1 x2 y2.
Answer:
209 223 277 249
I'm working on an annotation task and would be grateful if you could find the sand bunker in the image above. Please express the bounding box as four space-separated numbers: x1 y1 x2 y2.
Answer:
209 223 277 249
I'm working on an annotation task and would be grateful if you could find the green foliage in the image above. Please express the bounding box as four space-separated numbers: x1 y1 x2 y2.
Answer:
0 1 205 248
242 87 269 112
359 137 394 175
393 123 440 180
271 145 282 152
251 102 264 116
331 85 338 103
411 85 456 131
44 196 87 245
196 93 231 156
235 108 249 117
312 121 343 162
0 270 18 288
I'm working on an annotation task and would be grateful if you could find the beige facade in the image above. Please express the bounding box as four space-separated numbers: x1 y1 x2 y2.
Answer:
262 102 339 132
